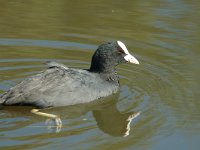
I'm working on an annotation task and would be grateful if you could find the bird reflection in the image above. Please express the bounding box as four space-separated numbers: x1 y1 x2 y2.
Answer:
39 93 140 136
0 94 140 137
92 99 140 137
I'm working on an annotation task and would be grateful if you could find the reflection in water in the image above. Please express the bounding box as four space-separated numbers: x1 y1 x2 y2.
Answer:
47 94 141 137
0 95 140 137
124 112 140 137
92 99 140 137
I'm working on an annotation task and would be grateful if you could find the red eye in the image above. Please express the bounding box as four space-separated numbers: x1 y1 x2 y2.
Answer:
117 45 125 54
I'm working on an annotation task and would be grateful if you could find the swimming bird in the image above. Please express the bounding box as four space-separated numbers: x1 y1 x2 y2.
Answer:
0 41 139 127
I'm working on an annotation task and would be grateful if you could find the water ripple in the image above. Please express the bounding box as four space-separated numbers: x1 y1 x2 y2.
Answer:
0 38 96 50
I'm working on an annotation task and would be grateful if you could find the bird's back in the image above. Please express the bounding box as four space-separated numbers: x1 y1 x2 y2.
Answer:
0 62 119 108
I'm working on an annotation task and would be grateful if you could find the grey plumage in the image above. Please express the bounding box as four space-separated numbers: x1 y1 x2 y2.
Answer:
0 41 139 108
0 62 119 108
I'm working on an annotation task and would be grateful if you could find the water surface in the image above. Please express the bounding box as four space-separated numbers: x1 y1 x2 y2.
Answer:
0 0 200 150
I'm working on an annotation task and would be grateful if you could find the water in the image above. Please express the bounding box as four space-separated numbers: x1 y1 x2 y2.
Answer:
0 0 200 150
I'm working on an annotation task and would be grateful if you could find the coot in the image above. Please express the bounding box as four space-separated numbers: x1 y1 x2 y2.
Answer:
0 41 139 108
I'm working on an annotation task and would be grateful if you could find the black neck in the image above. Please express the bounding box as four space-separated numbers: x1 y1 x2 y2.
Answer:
101 71 119 84
89 66 119 85
89 61 116 73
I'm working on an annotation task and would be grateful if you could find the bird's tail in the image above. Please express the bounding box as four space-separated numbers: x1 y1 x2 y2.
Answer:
0 94 5 105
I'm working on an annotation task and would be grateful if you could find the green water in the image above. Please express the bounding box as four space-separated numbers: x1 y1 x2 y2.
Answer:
0 0 200 150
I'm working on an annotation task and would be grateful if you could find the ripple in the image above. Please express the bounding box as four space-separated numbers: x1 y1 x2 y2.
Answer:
0 38 197 149
0 38 96 50
117 50 195 134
